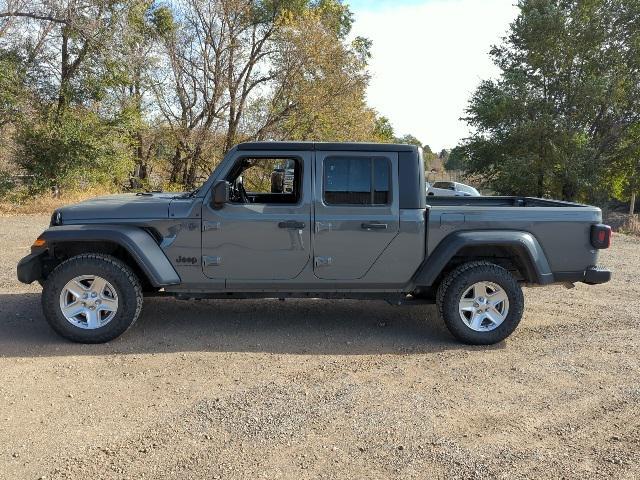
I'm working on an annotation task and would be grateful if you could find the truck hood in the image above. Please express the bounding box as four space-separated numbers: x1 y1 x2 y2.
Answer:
57 193 183 222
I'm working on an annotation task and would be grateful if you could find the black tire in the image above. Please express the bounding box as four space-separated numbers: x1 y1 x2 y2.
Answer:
42 254 143 343
436 261 524 345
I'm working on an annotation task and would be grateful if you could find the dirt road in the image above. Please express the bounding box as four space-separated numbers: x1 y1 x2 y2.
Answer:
1 216 638 479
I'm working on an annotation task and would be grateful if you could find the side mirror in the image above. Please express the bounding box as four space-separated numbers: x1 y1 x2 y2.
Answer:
212 180 229 209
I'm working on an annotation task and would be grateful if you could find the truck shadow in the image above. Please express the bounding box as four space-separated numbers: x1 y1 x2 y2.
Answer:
0 293 501 357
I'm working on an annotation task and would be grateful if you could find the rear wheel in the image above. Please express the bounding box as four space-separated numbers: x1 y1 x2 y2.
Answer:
436 261 524 345
42 254 143 343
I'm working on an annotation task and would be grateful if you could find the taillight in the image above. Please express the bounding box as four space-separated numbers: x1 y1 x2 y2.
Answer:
590 224 611 249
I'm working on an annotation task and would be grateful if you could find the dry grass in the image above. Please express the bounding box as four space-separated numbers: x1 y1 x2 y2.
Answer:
0 187 114 215
604 211 640 237
619 214 640 236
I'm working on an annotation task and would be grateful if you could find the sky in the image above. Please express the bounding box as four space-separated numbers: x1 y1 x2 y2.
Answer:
349 0 519 151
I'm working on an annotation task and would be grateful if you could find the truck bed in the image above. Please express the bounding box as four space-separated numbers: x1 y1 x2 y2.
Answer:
424 196 603 277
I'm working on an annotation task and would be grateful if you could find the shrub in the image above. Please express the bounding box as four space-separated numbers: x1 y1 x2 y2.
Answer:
15 110 134 194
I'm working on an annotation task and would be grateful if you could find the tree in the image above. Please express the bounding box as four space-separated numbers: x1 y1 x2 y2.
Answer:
0 49 25 129
395 134 421 147
460 0 640 202
372 116 394 142
0 0 139 192
0 0 417 194
608 124 640 214
445 145 467 171
151 0 380 187
1 0 129 112
112 2 173 180
251 3 377 143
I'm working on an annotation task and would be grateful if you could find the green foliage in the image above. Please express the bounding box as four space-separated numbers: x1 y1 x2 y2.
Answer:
396 134 422 147
373 116 395 143
314 0 354 38
351 36 372 63
0 50 26 127
0 170 15 196
150 5 176 36
15 111 135 193
461 0 640 202
445 146 468 171
607 124 640 202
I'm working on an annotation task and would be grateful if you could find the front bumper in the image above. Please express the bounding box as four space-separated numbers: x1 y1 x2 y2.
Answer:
16 251 46 284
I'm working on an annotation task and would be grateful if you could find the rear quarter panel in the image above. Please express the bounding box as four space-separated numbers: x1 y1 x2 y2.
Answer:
428 206 602 273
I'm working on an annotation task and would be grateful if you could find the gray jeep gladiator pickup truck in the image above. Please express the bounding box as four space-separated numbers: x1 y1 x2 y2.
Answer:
17 142 612 345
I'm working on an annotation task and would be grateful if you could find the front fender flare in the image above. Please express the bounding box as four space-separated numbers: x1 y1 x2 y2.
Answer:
37 224 181 287
413 230 553 287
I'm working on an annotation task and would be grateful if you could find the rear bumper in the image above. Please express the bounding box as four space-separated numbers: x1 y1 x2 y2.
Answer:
16 251 46 284
553 266 612 285
583 266 612 285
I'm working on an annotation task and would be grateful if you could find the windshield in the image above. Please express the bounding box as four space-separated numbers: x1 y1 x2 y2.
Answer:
459 184 479 195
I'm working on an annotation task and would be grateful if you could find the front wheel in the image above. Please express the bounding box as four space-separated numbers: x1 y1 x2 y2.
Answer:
42 254 143 343
436 261 524 345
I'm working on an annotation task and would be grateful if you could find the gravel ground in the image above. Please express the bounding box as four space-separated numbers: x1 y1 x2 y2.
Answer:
0 215 638 479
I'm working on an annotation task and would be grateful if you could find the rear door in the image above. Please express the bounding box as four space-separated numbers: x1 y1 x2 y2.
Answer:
313 150 399 280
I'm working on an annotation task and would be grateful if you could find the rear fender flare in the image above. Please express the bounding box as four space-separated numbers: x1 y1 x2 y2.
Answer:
413 230 553 286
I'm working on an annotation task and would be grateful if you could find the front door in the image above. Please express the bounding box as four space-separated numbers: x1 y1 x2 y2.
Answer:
313 150 400 280
201 151 312 280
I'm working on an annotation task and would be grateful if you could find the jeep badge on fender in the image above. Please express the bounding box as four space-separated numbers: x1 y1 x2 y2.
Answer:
176 256 198 265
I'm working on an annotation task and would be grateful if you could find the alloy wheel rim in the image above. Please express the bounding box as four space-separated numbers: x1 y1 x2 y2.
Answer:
59 275 119 329
458 281 509 332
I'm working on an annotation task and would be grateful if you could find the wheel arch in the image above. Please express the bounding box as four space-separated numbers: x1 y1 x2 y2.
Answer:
37 225 180 288
413 230 553 288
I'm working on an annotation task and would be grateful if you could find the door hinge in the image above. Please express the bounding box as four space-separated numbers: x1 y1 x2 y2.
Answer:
203 221 221 232
203 256 222 267
314 256 333 267
315 222 333 233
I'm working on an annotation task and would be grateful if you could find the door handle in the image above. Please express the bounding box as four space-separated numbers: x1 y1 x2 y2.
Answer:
278 220 306 229
361 222 388 230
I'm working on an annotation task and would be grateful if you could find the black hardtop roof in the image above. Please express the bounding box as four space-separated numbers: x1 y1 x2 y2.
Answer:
236 141 418 152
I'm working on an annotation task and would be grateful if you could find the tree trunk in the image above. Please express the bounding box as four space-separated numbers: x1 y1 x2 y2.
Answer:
631 191 636 216
135 130 147 179
132 78 147 179
57 28 70 114
562 182 575 202
169 147 183 184
536 171 544 198
185 144 202 188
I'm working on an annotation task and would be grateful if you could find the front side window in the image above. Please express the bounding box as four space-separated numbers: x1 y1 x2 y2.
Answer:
323 156 390 205
226 157 301 204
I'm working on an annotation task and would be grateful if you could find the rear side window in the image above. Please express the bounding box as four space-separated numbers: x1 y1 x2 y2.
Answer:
323 156 390 205
433 181 454 190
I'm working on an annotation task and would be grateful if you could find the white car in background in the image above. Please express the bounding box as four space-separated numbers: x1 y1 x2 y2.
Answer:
427 181 480 197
